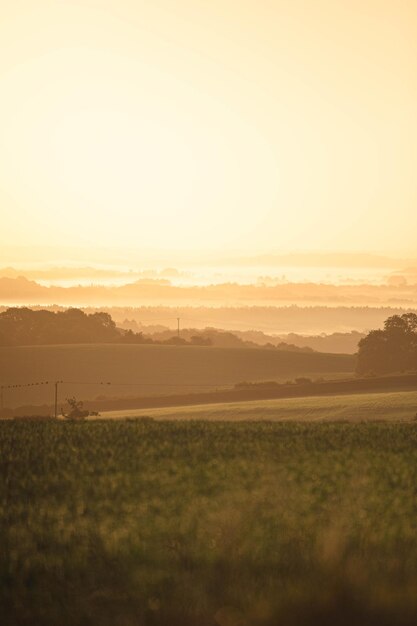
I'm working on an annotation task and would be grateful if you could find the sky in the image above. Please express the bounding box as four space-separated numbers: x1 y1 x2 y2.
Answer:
0 0 416 262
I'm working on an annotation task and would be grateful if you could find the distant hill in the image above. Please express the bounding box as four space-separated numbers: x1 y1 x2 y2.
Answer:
146 326 314 352
0 307 312 352
1 274 417 307
195 328 365 353
277 331 365 354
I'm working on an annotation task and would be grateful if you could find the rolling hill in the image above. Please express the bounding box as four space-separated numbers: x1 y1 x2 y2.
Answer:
0 343 355 409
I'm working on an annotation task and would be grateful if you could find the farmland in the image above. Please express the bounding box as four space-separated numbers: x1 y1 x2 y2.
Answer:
2 419 417 625
100 389 417 422
0 343 355 409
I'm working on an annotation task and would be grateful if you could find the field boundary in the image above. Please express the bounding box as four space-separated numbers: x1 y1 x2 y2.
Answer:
7 373 417 417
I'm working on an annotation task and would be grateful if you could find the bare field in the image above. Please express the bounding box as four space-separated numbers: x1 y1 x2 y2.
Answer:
0 343 355 408
99 390 417 422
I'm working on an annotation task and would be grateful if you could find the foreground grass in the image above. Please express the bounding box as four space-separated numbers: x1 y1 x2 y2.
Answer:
2 420 417 625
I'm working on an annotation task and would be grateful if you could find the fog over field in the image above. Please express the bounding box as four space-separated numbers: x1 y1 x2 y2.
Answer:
1 251 416 309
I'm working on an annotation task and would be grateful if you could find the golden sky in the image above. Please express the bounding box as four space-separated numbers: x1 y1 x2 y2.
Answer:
0 0 416 260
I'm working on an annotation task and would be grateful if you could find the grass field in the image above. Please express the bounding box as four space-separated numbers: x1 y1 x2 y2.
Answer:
100 390 417 422
2 419 417 625
0 343 355 408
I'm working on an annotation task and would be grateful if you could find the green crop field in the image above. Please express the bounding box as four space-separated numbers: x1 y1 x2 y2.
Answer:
100 390 417 422
2 419 417 625
0 343 355 409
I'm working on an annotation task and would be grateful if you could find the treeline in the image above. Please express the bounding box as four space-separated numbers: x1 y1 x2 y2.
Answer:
145 327 313 352
0 308 120 346
95 304 417 336
0 308 311 351
5 303 417 335
0 308 212 347
1 274 417 307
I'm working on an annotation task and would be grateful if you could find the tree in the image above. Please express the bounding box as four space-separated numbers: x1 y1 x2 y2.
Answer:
357 313 417 375
63 397 90 419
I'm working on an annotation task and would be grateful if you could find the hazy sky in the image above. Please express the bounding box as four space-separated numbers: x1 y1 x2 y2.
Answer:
0 0 416 260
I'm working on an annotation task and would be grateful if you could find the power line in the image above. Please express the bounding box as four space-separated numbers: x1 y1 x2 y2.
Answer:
1 380 234 388
0 381 51 413
0 379 235 413
62 381 231 387
0 381 51 388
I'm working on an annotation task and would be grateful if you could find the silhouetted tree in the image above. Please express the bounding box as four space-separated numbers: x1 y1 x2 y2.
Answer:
63 397 90 419
357 313 417 375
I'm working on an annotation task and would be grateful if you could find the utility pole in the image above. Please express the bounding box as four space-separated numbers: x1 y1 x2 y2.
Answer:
177 317 180 338
0 385 3 414
54 381 63 419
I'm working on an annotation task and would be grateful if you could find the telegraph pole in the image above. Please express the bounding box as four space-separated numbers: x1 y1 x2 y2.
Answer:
177 317 180 338
54 381 63 419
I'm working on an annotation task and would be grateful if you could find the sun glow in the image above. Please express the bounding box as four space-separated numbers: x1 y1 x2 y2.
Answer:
0 1 416 259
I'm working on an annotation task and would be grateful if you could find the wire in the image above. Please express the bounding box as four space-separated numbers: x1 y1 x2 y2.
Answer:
1 380 233 389
0 381 50 389
63 381 232 388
